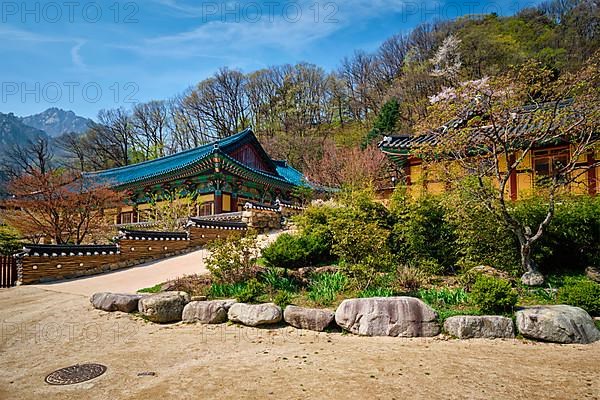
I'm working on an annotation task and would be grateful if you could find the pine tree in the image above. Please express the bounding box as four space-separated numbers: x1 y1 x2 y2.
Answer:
363 98 400 147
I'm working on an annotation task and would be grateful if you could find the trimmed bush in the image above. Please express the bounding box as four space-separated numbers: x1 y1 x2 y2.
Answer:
557 277 600 316
262 232 330 270
470 275 517 313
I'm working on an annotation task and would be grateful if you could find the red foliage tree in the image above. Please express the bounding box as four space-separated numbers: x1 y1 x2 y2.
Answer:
304 141 389 190
2 170 123 244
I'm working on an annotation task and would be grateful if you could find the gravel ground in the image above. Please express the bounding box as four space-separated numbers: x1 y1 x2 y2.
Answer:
1 286 599 400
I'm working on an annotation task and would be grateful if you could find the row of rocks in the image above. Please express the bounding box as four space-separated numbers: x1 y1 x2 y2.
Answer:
91 293 600 344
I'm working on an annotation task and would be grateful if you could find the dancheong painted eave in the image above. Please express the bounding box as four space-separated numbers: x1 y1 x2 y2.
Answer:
83 128 310 190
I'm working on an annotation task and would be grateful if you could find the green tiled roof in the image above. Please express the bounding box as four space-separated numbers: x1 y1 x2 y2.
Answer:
85 128 306 188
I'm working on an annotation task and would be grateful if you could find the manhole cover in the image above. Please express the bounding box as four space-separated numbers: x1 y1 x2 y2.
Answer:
45 364 107 385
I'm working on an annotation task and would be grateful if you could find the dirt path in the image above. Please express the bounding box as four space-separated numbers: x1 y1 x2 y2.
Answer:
31 249 211 296
30 231 283 297
0 287 598 400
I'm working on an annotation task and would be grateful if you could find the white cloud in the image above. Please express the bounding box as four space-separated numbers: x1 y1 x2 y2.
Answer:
70 40 88 69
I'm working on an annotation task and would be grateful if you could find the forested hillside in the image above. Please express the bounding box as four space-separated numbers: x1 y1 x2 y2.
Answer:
32 0 600 180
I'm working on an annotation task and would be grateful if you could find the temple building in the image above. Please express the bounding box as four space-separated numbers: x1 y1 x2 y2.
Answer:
86 128 308 224
379 103 599 199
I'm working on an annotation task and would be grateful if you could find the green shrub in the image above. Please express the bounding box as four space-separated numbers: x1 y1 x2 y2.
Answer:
358 287 395 298
389 193 458 274
418 287 469 307
273 290 295 308
262 232 330 270
470 276 518 313
446 187 520 274
0 225 22 255
206 232 260 284
557 277 600 315
330 218 390 265
235 279 263 303
307 272 348 306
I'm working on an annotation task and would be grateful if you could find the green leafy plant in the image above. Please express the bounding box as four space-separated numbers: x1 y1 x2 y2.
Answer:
470 276 518 314
557 277 600 316
273 290 295 308
206 231 260 284
260 267 297 293
307 272 348 306
418 287 469 307
137 283 163 294
358 287 395 298
235 278 263 303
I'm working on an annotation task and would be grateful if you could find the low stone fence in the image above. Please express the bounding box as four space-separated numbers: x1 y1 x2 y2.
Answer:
242 200 304 231
15 201 304 285
91 293 600 345
17 223 247 284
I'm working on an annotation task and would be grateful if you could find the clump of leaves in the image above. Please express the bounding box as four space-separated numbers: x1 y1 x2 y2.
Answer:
358 287 395 298
273 291 295 308
260 267 297 293
395 266 430 292
418 287 469 308
307 272 348 306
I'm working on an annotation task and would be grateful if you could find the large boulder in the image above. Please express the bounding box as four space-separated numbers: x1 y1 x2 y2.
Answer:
90 292 143 313
283 305 335 331
182 300 237 324
516 305 600 344
138 291 190 323
521 271 545 286
228 303 282 327
444 316 515 339
335 297 440 337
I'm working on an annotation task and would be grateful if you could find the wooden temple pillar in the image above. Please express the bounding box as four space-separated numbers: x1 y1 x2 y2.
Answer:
214 190 223 214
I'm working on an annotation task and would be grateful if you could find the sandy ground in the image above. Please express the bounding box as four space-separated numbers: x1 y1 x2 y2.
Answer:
0 286 599 400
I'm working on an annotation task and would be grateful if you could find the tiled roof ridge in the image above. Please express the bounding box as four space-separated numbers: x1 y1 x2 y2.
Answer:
84 127 253 177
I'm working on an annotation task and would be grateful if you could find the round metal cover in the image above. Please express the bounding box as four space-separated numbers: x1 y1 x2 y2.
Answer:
45 363 107 385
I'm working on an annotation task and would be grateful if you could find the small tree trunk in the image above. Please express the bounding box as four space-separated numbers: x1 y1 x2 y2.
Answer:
520 243 535 274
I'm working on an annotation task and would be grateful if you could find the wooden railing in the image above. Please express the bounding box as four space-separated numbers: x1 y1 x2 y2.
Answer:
0 255 17 288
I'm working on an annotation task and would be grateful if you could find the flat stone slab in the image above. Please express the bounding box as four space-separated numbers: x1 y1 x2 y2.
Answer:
90 292 143 313
182 300 237 324
335 297 440 337
138 291 190 323
444 316 515 339
284 305 335 331
228 303 282 327
516 305 600 344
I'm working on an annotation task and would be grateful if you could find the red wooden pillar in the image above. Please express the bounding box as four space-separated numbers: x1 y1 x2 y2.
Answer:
588 152 597 196
214 190 223 214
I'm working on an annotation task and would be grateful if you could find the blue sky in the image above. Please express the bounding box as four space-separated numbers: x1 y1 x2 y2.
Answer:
1 0 546 119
